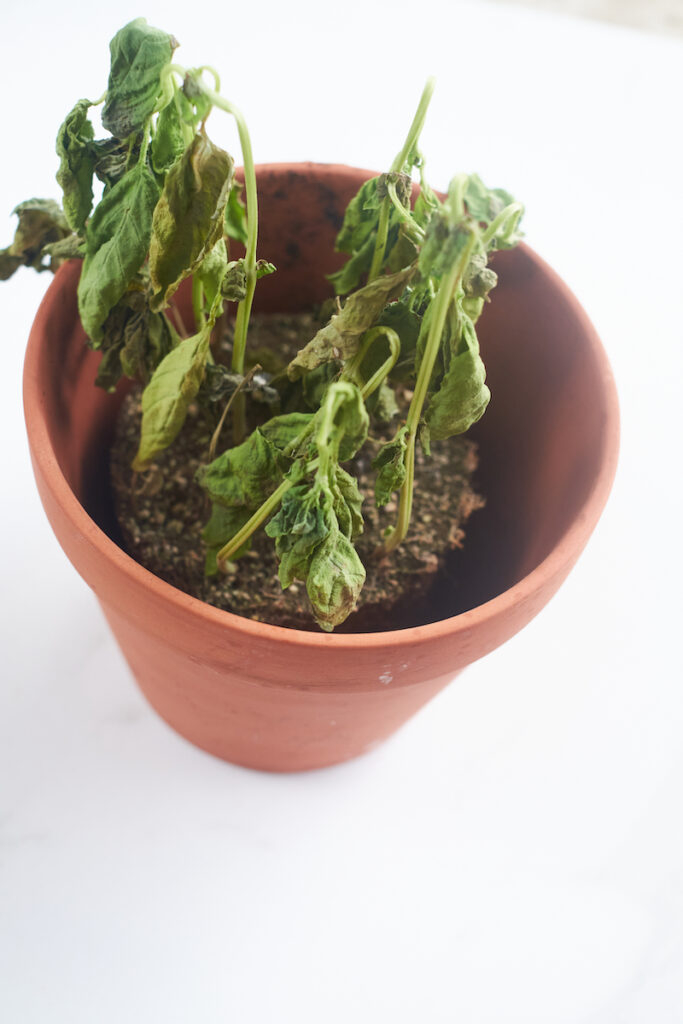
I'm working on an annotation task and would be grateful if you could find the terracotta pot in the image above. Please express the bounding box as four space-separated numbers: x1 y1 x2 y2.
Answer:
23 163 619 772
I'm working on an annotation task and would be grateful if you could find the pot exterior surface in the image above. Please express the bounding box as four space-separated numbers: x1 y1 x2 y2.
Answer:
23 163 620 771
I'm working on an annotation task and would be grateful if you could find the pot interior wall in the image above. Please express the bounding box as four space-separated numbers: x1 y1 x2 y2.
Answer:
41 165 610 628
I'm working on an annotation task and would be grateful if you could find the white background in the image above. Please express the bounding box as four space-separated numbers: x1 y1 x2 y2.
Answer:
1 1 682 1021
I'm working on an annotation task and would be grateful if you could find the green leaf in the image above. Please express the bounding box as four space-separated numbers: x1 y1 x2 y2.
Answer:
133 321 211 469
221 259 247 302
333 383 369 462
42 234 86 261
8 199 70 271
424 317 490 440
332 466 364 539
102 18 177 140
0 249 22 281
372 426 409 506
196 428 284 509
149 133 234 310
224 183 248 245
256 259 276 279
259 412 314 453
335 177 382 254
287 265 414 379
265 482 330 589
306 527 365 632
151 95 186 175
367 379 399 424
462 253 498 323
55 99 95 232
90 137 133 190
419 214 473 282
78 160 160 344
327 236 375 296
197 238 227 306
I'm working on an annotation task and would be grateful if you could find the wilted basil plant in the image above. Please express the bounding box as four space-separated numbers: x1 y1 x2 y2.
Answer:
1 18 523 631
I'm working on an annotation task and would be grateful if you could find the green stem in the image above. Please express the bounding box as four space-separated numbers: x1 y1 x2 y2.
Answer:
192 276 205 330
384 231 476 555
216 477 293 568
479 202 524 249
367 77 436 283
191 82 259 444
386 180 425 242
342 327 401 399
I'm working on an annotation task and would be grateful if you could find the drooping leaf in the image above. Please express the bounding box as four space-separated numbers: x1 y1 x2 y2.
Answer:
332 466 364 539
327 236 375 296
196 427 284 509
55 99 95 232
149 133 234 310
42 234 86 261
78 160 160 343
287 265 414 379
90 137 134 189
265 482 330 589
372 426 409 506
133 320 211 470
334 176 382 254
102 18 177 140
366 379 399 423
367 300 421 381
259 412 314 453
331 383 369 462
181 71 213 127
306 526 365 632
151 94 186 175
424 317 490 440
462 252 498 322
221 259 247 302
197 238 227 306
0 249 22 281
8 199 70 271
418 213 473 282
224 182 248 245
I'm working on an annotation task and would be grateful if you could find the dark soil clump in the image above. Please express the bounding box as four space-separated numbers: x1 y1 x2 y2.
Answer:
109 312 485 632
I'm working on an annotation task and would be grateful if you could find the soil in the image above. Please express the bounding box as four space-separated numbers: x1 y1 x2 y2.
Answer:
109 312 485 633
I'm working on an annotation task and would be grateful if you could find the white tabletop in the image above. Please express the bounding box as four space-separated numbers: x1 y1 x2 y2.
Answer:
1 2 682 1021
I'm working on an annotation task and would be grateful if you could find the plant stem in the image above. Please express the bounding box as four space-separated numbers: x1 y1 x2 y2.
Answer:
383 231 476 554
367 77 435 282
192 275 205 330
342 326 401 399
479 202 524 249
198 85 259 444
216 477 292 568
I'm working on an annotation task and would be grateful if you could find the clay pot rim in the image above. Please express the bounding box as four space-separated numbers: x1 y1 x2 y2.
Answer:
23 163 619 652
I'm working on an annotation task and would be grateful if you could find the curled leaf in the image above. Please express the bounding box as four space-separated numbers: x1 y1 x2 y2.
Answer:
151 94 186 175
102 18 177 140
372 426 409 506
265 482 330 589
196 427 284 509
306 527 365 632
149 133 235 310
287 265 414 379
224 183 248 245
133 321 211 470
8 199 70 271
78 160 160 343
424 317 490 440
95 288 173 391
55 99 95 232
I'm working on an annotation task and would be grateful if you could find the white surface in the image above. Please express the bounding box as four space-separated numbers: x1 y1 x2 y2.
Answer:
1 2 682 1021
